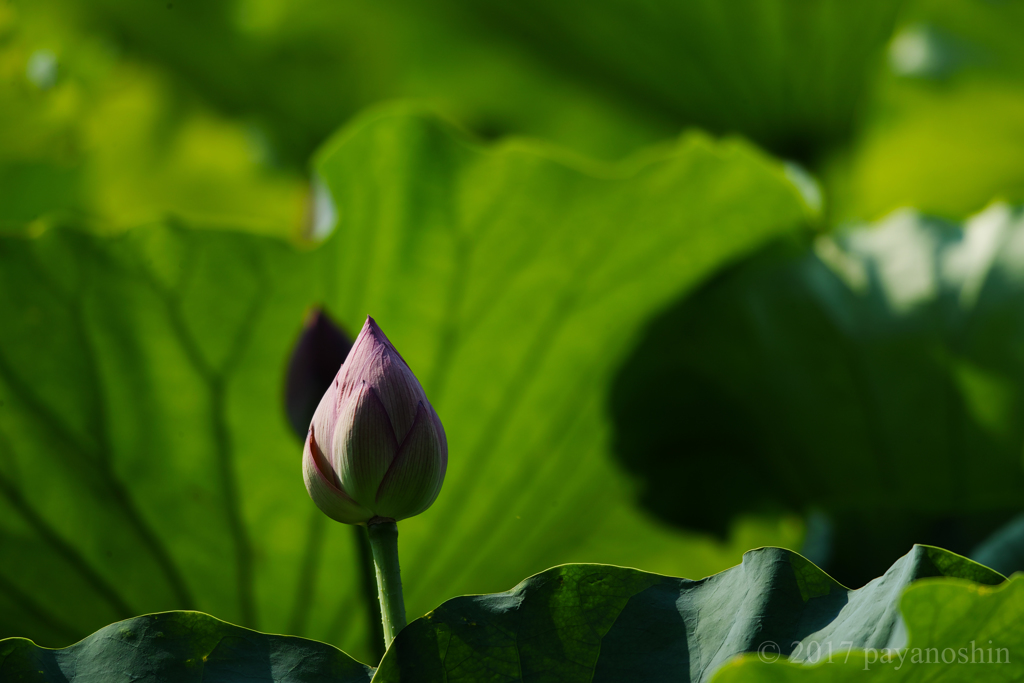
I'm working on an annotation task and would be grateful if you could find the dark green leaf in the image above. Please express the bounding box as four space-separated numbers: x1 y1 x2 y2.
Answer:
612 204 1024 584
439 0 904 159
0 611 374 682
372 545 1002 682
46 0 674 166
971 513 1024 577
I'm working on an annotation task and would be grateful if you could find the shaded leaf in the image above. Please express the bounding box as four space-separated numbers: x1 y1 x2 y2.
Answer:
0 611 374 682
971 513 1024 577
46 0 674 166
612 204 1024 585
439 0 904 159
372 545 1002 682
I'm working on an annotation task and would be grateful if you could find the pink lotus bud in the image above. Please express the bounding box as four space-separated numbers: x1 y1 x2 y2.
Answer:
302 317 447 524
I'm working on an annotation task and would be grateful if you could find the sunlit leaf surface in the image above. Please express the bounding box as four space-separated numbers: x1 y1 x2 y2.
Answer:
827 0 1024 221
0 4 306 236
715 572 1022 682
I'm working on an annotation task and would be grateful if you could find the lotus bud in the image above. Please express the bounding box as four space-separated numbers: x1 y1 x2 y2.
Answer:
284 308 352 440
303 316 447 524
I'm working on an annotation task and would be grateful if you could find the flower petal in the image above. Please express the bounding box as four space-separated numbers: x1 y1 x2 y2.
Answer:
308 363 346 460
374 401 445 521
303 428 373 524
371 346 427 444
334 380 400 509
342 317 425 443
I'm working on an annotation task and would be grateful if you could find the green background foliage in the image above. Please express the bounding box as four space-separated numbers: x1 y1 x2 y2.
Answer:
615 206 1024 583
3 0 1024 677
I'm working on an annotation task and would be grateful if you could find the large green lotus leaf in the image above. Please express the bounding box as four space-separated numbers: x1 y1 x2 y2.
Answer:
827 80 1024 223
311 108 812 645
0 224 334 644
46 0 674 167
2 548 1004 683
0 611 374 682
612 204 1024 586
826 0 1024 222
42 0 904 166
714 572 1023 681
0 109 809 663
372 545 1002 682
437 0 904 159
973 514 1024 577
0 5 306 236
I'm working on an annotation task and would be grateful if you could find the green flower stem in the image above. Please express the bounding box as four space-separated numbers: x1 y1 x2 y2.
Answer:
366 518 407 648
353 525 386 662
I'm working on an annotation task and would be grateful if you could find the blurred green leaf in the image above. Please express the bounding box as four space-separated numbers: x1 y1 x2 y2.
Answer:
0 3 306 235
827 79 1024 223
0 220 326 644
827 0 1024 221
898 0 1024 80
47 0 675 166
439 0 904 160
612 204 1024 585
0 611 375 682
0 109 810 662
37 0 908 168
312 108 812 647
972 513 1024 577
374 545 1001 682
714 572 1022 681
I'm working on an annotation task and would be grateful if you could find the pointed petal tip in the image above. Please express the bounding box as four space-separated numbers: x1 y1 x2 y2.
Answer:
352 315 400 357
355 315 380 343
367 317 389 343
360 316 382 340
